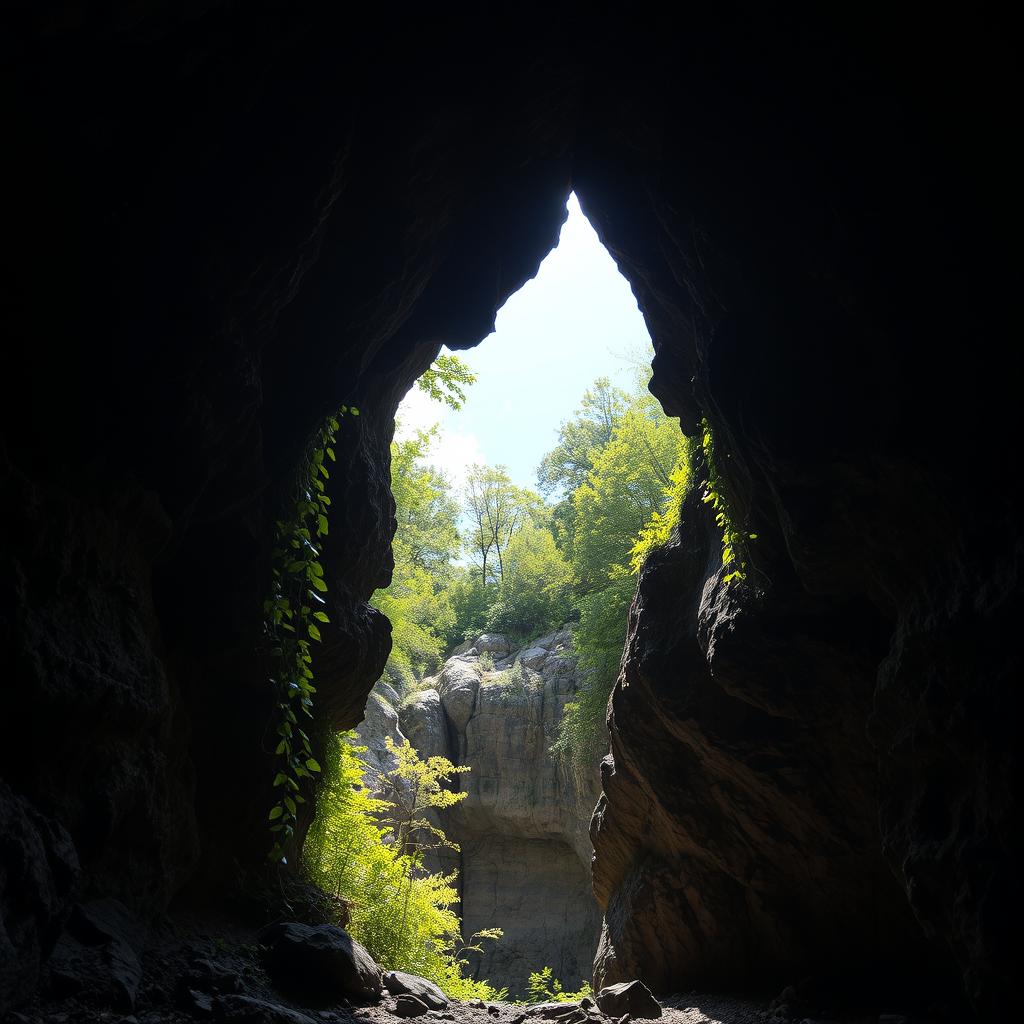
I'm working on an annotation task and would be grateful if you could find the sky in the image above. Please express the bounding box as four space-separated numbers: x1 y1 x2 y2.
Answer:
396 193 654 490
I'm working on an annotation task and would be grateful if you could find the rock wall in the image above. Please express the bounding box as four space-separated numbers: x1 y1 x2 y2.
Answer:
1 8 1019 1019
360 631 602 998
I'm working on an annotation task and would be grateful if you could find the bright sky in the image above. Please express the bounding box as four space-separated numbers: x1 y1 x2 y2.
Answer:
396 193 653 490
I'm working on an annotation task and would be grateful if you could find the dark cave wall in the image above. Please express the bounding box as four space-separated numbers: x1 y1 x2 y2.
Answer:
1 5 1019 1019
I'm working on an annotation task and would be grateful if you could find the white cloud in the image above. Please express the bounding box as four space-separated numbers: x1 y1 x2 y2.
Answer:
424 426 485 488
395 384 484 489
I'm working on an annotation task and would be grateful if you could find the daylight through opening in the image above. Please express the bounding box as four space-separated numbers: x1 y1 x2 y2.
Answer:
300 195 702 1000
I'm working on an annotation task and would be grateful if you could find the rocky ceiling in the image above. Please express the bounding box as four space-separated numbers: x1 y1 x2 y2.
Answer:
1 6 1018 1020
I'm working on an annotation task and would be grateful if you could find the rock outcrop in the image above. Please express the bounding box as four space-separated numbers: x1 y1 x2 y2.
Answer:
392 631 602 998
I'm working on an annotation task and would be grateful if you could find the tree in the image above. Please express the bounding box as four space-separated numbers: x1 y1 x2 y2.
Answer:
537 377 628 497
550 383 693 766
486 524 573 640
462 465 543 586
373 427 461 689
303 733 505 1000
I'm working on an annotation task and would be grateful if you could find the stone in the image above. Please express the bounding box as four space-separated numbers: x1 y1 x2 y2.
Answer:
213 994 318 1023
400 632 601 997
526 1004 581 1019
383 971 448 1009
595 982 661 1020
47 900 146 1011
474 635 512 656
259 923 382 999
518 647 548 670
399 690 448 761
0 784 79 1009
393 994 430 1018
437 658 481 733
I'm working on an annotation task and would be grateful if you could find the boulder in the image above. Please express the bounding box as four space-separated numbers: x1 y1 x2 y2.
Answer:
398 689 448 760
47 899 146 1011
596 982 661 1020
259 923 382 999
393 993 430 1017
519 647 548 670
383 971 448 1009
437 659 481 733
474 634 512 656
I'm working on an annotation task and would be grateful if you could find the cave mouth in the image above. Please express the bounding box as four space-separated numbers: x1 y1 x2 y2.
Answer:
301 193 692 1000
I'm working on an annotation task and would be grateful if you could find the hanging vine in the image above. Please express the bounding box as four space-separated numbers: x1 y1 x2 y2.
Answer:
264 404 358 862
699 417 757 584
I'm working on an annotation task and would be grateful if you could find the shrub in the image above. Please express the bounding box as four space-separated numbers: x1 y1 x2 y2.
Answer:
303 733 506 1000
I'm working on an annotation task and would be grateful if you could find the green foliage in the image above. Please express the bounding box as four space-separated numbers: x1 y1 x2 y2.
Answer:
698 417 757 584
463 464 545 587
373 427 461 690
303 733 506 1001
525 966 593 1004
264 404 358 861
484 659 538 704
537 377 627 498
444 567 494 646
416 354 477 410
551 384 693 767
485 524 572 640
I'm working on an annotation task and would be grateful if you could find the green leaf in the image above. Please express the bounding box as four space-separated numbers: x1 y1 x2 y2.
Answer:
268 805 284 821
313 611 329 623
308 624 321 641
310 576 328 593
306 758 321 772
317 514 329 536
273 773 289 786
284 796 297 815
326 447 336 462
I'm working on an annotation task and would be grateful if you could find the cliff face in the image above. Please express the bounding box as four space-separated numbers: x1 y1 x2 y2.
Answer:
385 631 602 997
2 9 1019 1019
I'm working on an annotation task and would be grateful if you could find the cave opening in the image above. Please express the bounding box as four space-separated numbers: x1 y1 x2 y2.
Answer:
3 12 1014 1023
300 193 692 1001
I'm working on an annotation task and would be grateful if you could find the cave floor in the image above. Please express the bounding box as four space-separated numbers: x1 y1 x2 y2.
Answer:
8 911 911 1024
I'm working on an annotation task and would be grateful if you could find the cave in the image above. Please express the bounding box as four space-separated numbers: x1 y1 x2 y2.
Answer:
2 7 1019 1024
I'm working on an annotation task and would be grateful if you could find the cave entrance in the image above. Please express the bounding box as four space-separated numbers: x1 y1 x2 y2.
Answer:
304 195 692 1000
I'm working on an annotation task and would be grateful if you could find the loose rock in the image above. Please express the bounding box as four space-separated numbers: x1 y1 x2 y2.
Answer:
383 971 449 1009
259 922 383 999
596 981 661 1020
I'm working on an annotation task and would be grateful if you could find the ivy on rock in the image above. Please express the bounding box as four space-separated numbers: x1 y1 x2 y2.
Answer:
264 405 358 862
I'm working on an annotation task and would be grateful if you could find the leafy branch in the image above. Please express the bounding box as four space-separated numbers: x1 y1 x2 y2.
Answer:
264 404 359 861
699 417 756 584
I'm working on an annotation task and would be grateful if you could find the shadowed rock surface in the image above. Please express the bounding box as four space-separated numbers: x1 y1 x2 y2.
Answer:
1 7 1019 1019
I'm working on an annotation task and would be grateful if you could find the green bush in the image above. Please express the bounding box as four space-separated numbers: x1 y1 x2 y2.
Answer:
302 733 506 1000
525 966 593 1004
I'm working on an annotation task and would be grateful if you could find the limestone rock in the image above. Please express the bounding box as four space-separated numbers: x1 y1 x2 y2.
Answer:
383 970 448 1009
595 981 661 1019
259 923 382 999
437 658 481 734
402 630 601 997
399 689 448 761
